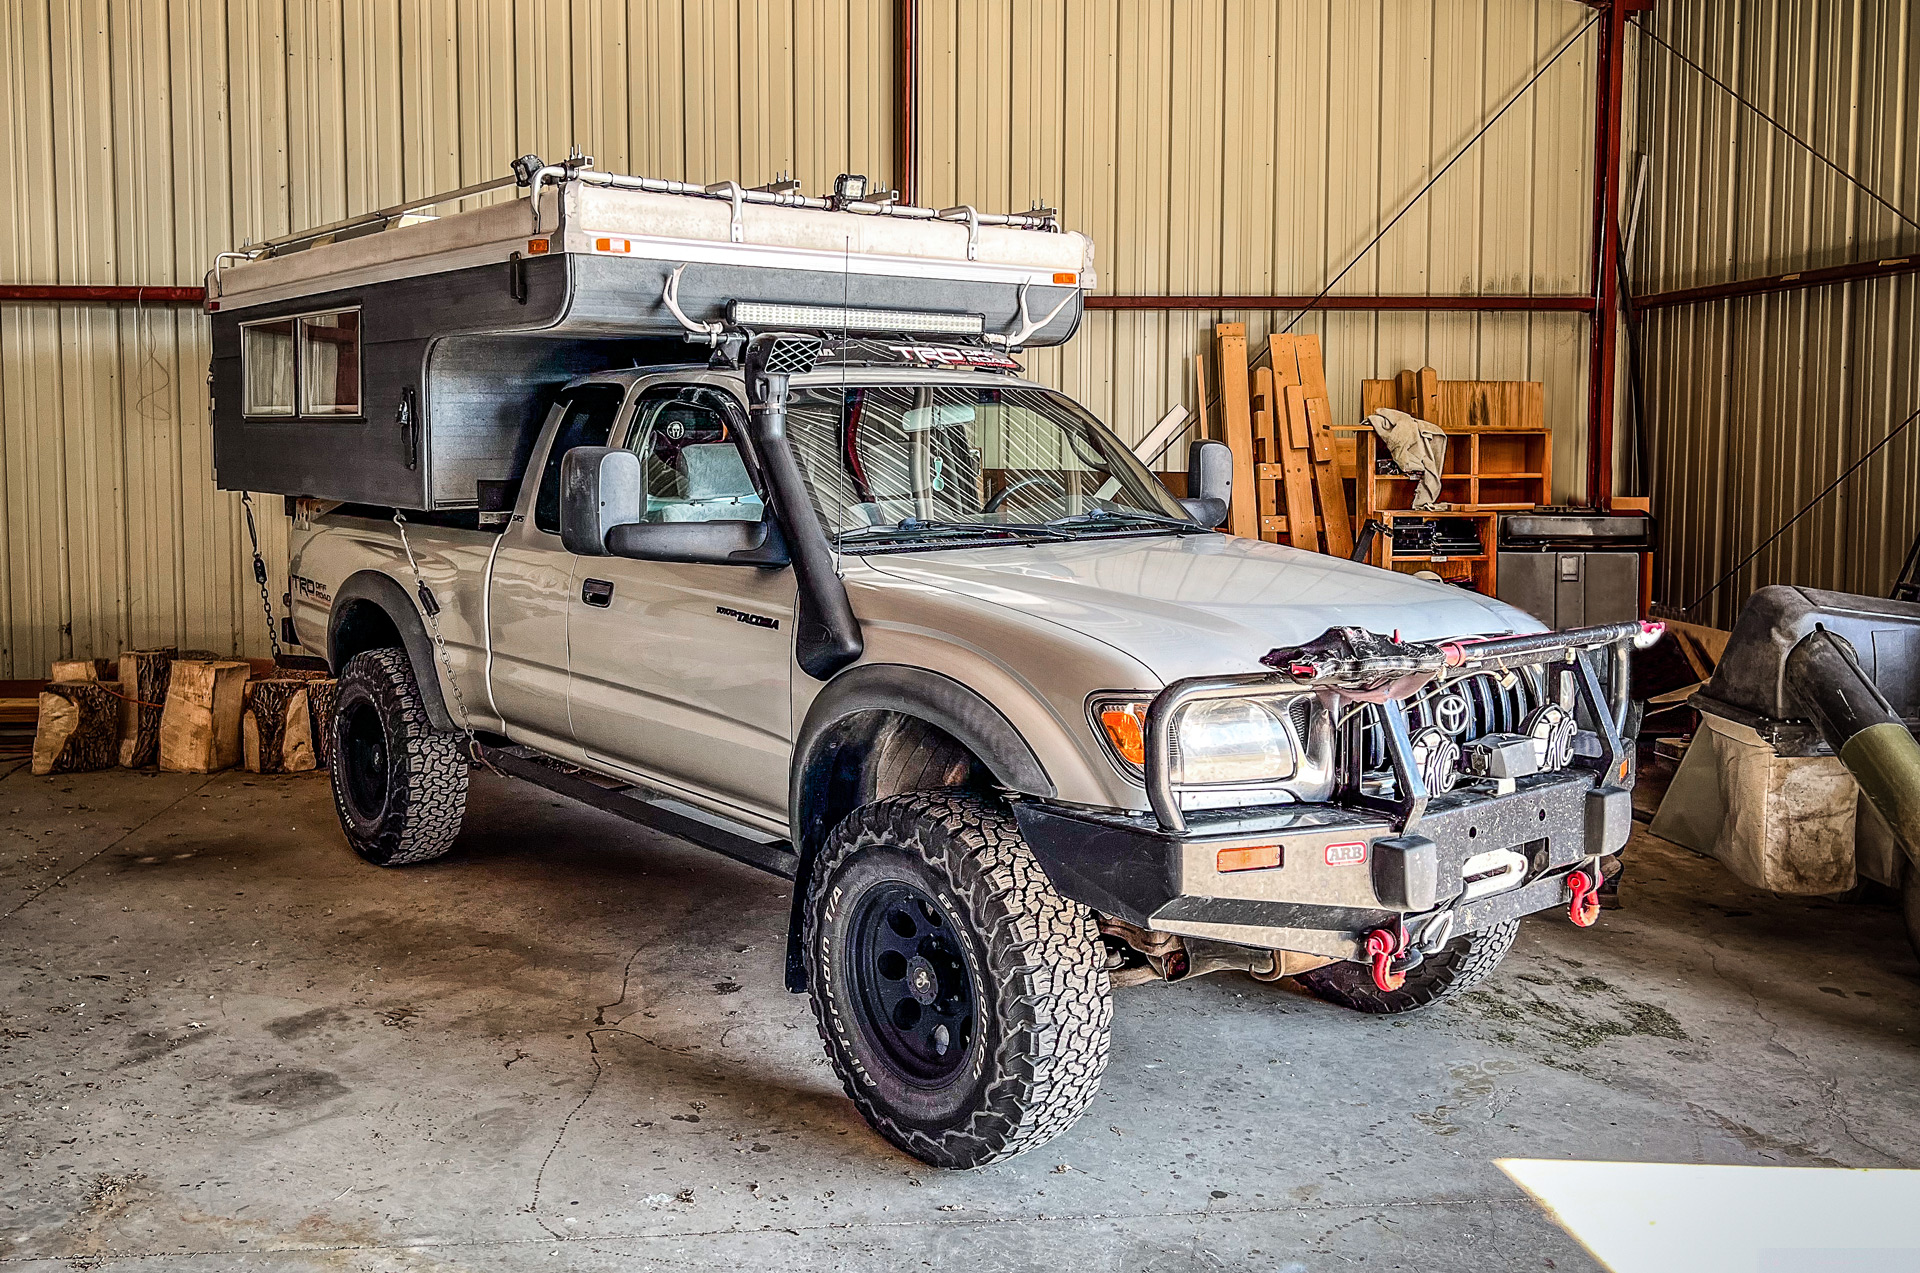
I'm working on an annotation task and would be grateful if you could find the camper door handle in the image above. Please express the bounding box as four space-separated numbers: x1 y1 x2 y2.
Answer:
397 387 418 471
582 579 614 607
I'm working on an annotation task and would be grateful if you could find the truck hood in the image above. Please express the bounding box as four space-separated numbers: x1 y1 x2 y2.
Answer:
860 532 1541 683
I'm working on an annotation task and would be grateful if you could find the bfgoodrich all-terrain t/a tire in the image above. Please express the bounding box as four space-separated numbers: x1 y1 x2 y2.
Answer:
1295 918 1521 1014
328 648 468 867
803 791 1112 1169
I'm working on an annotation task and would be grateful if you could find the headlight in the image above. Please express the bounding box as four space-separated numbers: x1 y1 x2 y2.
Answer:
1169 697 1298 785
1091 692 1312 786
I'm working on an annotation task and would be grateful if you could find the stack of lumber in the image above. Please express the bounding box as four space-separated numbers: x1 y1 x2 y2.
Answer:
27 652 337 777
1209 324 1352 555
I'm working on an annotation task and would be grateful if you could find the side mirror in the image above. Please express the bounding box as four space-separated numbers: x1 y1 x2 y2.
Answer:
1180 438 1231 529
559 447 642 556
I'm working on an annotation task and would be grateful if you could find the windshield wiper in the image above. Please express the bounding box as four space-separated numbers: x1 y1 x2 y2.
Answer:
1046 507 1205 534
834 517 1072 546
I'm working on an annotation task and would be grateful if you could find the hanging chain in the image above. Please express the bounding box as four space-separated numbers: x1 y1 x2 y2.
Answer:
240 491 282 660
391 511 491 768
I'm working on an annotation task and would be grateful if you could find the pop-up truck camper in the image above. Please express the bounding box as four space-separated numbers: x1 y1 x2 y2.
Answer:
209 156 1654 1167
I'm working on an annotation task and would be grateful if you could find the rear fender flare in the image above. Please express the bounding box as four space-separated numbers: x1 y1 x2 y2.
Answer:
327 570 458 732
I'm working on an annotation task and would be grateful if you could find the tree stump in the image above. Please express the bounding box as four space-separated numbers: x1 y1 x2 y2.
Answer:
243 678 322 773
305 679 339 769
33 681 121 775
115 648 177 768
159 660 250 773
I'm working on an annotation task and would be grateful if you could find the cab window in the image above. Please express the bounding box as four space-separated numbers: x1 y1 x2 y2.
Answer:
625 386 763 523
534 384 627 534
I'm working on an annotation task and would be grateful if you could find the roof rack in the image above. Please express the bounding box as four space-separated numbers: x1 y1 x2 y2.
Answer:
232 152 1061 270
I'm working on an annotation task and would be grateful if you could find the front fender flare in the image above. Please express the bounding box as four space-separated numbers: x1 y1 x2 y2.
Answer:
782 662 1056 991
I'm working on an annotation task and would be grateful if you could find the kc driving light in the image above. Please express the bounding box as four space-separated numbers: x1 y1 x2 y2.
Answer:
1169 697 1299 786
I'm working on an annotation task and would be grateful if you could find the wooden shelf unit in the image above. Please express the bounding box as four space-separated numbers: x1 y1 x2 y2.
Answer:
1344 426 1552 596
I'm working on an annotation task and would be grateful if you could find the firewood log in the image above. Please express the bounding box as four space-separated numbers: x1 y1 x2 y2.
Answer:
49 659 108 683
32 681 120 775
115 648 177 768
242 678 321 773
306 679 339 769
158 660 250 773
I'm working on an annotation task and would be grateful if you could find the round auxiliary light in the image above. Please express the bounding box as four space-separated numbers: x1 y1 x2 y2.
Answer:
1523 704 1578 771
1410 727 1461 795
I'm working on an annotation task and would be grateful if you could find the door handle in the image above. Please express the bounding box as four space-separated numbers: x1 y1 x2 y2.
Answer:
581 578 614 608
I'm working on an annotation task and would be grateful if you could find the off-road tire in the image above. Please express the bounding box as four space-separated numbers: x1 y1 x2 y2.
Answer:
802 791 1111 1169
1295 918 1521 1014
328 648 468 867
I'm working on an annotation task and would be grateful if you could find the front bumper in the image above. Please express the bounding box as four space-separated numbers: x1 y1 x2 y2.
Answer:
1014 776 1631 960
1018 620 1656 961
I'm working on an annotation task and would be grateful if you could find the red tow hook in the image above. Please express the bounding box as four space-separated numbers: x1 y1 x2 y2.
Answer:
1364 927 1408 992
1567 866 1601 928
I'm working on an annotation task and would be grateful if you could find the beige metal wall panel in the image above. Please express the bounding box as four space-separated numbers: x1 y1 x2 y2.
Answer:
1635 0 1919 627
3 0 1602 677
0 0 896 677
914 0 1599 479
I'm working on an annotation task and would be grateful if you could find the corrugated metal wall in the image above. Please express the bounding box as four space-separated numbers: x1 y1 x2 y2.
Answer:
918 0 1599 493
1 0 1602 677
1634 0 1919 627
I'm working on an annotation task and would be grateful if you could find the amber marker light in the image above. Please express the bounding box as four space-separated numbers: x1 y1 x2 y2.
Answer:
1097 703 1148 768
1217 844 1282 873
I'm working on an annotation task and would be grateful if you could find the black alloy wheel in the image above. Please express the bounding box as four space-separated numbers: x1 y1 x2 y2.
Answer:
340 699 392 825
848 881 976 1085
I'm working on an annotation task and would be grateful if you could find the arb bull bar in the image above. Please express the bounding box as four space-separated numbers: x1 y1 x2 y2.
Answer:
1014 621 1663 979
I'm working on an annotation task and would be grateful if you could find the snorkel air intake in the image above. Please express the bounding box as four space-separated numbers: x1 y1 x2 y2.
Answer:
742 332 864 680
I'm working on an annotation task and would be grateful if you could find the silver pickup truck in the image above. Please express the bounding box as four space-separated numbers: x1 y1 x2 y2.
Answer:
289 332 1650 1168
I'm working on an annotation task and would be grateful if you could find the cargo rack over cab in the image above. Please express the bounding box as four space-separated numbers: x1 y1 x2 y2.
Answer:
206 155 1093 511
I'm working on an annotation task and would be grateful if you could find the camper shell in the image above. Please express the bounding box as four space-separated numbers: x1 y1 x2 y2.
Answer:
208 160 1092 510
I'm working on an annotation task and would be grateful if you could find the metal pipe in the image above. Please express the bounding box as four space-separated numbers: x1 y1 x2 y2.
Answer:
0 285 204 303
257 174 518 254
1785 627 1920 869
894 0 919 206
1636 253 1919 310
1585 0 1629 511
1085 295 1595 312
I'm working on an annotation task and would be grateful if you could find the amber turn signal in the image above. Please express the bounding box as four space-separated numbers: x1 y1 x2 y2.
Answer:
1098 704 1148 767
1216 844 1282 873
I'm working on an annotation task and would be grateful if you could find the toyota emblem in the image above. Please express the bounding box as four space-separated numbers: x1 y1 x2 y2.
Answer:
1435 694 1471 736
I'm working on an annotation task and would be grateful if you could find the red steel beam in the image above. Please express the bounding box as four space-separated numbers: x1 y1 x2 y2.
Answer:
1 284 205 303
1584 0 1630 510
1636 253 1920 309
1087 295 1594 312
893 0 919 207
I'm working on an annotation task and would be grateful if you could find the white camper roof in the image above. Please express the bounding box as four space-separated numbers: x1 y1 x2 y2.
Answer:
212 164 1096 313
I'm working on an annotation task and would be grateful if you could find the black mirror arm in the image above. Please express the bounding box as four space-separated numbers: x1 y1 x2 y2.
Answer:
602 517 791 567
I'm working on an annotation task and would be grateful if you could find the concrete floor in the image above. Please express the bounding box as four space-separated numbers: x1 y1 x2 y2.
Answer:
2 761 1917 1272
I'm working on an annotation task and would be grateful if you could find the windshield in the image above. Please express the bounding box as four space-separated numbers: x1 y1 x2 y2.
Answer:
783 382 1194 548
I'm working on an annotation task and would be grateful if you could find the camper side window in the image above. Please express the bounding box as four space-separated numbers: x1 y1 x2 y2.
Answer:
242 319 296 416
240 307 361 419
298 310 361 415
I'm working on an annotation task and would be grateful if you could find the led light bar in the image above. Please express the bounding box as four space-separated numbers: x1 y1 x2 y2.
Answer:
728 300 984 336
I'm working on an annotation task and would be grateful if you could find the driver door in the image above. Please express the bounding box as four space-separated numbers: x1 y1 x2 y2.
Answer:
565 381 796 824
